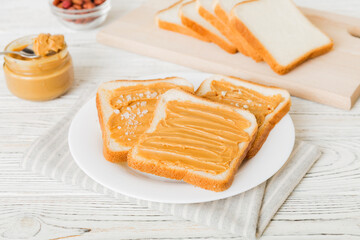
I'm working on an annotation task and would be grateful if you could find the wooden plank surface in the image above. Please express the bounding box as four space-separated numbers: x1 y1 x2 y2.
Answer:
0 0 360 239
97 0 360 110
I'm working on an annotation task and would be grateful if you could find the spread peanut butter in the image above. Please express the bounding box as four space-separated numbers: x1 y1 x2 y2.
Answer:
3 35 73 101
108 83 192 147
202 80 284 126
33 33 65 57
136 101 251 175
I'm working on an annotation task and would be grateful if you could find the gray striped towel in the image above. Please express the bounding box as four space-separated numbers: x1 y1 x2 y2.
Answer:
21 86 321 240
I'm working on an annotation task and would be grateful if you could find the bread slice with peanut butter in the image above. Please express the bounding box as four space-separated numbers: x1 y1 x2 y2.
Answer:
96 78 194 163
128 89 258 192
196 75 291 158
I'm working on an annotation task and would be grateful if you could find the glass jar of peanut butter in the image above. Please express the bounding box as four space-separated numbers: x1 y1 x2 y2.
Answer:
3 35 74 101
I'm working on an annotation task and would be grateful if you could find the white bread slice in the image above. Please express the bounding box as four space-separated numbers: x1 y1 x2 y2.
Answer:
213 0 263 61
180 0 238 54
156 0 210 42
214 0 241 25
128 89 258 192
230 0 333 74
96 78 194 163
196 0 248 56
196 75 291 158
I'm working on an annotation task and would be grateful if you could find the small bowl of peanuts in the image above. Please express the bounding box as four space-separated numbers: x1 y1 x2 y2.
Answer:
49 0 111 30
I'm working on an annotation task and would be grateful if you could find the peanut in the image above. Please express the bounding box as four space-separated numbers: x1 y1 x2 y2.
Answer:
55 0 106 9
53 0 61 6
94 0 105 6
82 2 95 9
62 0 72 9
72 0 83 5
52 0 106 25
73 4 82 10
75 19 84 24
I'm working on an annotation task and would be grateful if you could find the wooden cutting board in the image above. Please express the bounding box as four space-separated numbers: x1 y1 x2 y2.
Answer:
97 0 360 110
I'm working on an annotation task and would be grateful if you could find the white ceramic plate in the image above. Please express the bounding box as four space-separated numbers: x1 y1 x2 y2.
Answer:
68 72 295 204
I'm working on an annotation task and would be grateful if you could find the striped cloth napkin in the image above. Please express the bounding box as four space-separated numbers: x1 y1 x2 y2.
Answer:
21 88 321 240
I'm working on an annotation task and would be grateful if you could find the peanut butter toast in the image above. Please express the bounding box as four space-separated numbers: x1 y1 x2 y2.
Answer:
96 78 194 163
196 75 290 158
128 89 257 192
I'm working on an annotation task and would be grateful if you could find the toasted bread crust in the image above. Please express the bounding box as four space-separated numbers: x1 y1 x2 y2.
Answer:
127 150 233 192
213 1 263 61
197 3 243 54
128 90 258 192
196 75 291 159
196 75 291 99
212 2 246 57
232 28 263 62
156 0 210 42
157 18 210 42
213 1 231 25
128 136 254 192
246 98 291 158
230 0 333 74
181 0 237 54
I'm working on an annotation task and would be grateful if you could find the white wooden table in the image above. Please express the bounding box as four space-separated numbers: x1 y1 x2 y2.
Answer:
0 1 359 239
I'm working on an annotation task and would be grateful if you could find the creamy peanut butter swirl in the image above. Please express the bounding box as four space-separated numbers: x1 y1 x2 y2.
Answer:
202 80 284 126
136 101 251 175
108 83 192 147
33 34 65 57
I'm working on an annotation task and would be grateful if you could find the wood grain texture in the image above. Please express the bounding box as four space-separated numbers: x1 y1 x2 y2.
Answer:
0 0 359 239
97 0 360 110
